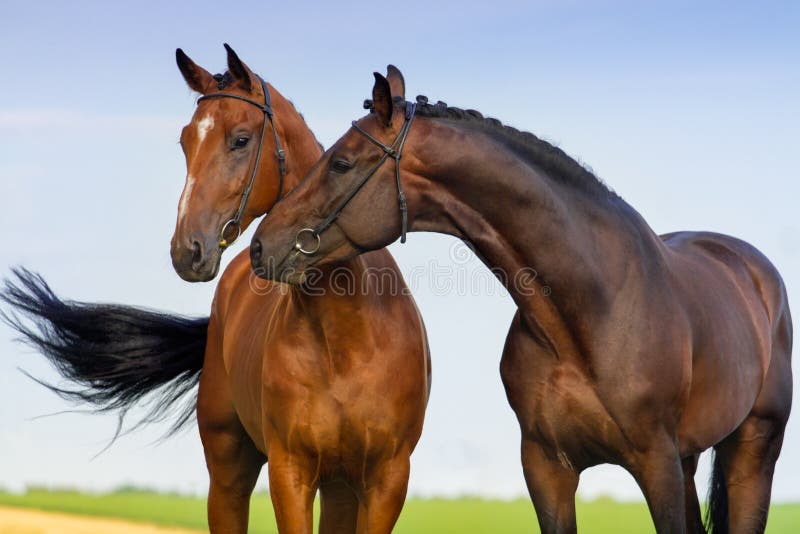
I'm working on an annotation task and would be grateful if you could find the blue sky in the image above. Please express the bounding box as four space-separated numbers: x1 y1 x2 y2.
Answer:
1 0 798 503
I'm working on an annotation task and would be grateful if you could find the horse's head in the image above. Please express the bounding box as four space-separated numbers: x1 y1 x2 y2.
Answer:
250 66 418 283
171 44 286 282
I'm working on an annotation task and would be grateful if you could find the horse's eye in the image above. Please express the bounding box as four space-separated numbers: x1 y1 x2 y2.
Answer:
331 159 352 173
232 137 249 150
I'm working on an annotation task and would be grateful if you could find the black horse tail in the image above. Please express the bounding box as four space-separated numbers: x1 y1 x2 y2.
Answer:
705 450 729 533
1 267 208 439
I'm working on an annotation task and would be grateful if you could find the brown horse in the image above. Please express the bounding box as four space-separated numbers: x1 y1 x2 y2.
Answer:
250 67 793 533
1 50 430 534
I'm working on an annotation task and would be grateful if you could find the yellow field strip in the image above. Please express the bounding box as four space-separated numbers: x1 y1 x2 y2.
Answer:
0 505 203 534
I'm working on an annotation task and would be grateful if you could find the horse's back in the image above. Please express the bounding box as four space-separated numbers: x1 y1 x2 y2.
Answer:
662 231 788 324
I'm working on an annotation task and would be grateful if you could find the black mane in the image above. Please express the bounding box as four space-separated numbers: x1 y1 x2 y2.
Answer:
407 96 617 199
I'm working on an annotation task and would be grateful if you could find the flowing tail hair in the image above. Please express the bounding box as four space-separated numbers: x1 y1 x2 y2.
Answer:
1 267 208 440
705 450 729 534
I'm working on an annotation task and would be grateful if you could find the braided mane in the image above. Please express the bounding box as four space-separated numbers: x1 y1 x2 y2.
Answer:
407 96 617 199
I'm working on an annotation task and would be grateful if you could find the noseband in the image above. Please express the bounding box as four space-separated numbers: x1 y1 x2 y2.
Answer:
196 77 286 249
294 101 416 255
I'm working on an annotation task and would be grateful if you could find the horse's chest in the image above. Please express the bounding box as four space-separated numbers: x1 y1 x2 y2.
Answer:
260 381 402 468
259 347 407 458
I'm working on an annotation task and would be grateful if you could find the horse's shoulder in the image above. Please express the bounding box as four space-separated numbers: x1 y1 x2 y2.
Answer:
359 248 401 271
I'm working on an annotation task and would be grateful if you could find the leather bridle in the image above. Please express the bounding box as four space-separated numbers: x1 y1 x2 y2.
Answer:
293 101 417 255
196 77 286 249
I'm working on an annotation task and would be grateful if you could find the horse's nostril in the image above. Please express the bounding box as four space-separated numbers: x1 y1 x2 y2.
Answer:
251 239 263 264
191 241 203 270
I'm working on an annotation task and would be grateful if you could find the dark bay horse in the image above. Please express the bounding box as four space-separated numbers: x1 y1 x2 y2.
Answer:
2 50 430 534
250 67 793 533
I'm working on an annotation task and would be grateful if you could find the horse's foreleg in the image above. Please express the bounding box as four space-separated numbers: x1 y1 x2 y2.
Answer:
628 439 687 534
199 321 265 533
202 424 265 533
319 480 359 534
355 453 411 534
499 314 579 534
267 450 316 534
520 439 579 534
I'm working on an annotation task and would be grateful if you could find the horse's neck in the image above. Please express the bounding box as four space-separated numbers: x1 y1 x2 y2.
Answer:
271 92 322 194
410 119 665 322
288 253 386 337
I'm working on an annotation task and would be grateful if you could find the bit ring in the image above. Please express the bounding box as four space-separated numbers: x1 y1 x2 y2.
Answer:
294 228 321 255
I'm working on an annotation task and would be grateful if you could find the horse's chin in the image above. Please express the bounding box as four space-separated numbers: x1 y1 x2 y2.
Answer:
174 258 221 283
252 261 307 285
282 269 307 285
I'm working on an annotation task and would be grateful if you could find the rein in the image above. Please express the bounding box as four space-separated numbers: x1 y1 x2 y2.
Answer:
294 101 416 255
197 77 286 249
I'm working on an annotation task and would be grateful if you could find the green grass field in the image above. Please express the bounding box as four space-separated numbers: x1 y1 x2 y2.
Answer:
0 488 797 532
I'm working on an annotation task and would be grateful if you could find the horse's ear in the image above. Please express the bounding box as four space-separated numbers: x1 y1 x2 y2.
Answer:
224 43 255 93
176 49 214 94
386 65 405 100
372 72 393 126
